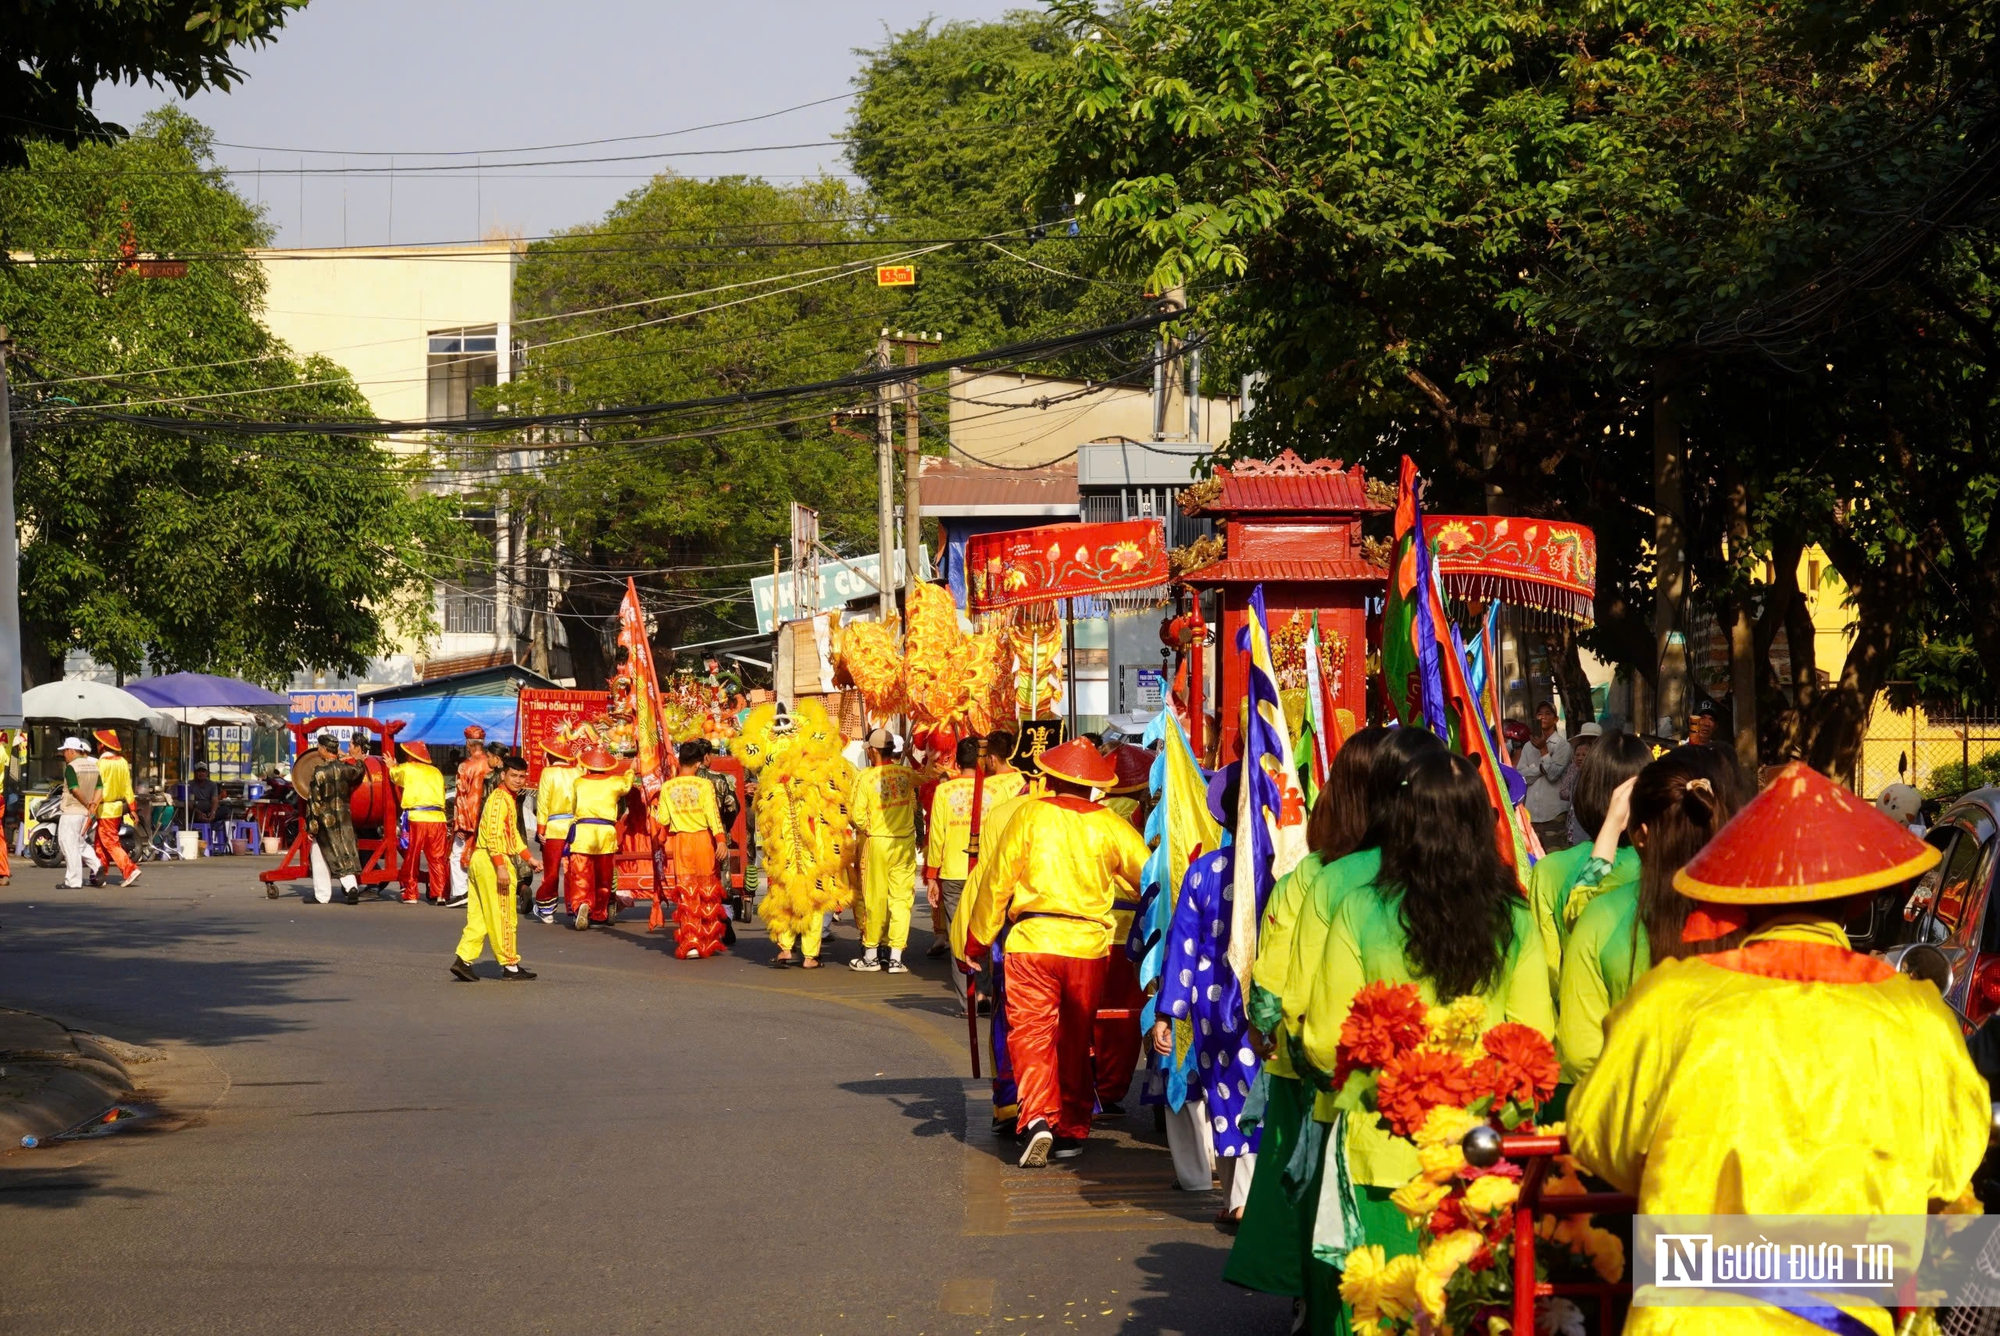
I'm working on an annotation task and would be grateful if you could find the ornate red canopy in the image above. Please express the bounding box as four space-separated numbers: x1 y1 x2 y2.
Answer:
965 520 1169 613
1424 514 1597 625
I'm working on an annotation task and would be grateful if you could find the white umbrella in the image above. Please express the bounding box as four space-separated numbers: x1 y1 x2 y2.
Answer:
23 680 178 735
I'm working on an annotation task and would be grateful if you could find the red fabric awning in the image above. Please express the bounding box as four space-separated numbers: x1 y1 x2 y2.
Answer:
965 520 1169 612
1424 515 1596 625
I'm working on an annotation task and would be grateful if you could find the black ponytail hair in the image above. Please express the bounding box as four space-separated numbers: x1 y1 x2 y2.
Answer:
1632 751 1739 962
1309 726 1396 861
1379 748 1518 999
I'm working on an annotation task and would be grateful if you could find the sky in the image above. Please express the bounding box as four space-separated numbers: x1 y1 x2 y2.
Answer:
90 0 1014 249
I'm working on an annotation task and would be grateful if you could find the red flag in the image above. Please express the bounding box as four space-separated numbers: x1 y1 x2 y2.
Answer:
616 579 670 803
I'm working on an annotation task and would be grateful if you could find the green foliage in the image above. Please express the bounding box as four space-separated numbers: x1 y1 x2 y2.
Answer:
0 109 463 684
2 1 305 168
1922 755 2000 805
846 13 1154 380
495 174 908 680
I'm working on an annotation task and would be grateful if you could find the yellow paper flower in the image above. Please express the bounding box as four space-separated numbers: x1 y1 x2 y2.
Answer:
1580 1224 1626 1283
1425 995 1489 1053
1339 1244 1390 1321
1418 1139 1467 1184
1413 1104 1483 1155
1391 1175 1450 1223
1463 1174 1521 1217
1377 1254 1422 1322
1415 1229 1484 1319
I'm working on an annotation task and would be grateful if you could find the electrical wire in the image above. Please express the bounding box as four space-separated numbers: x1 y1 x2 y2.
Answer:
212 94 856 157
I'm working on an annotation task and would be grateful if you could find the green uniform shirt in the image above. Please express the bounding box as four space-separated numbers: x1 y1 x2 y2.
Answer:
1529 842 1639 994
1300 885 1554 1186
1249 847 1384 1081
1556 880 1651 1085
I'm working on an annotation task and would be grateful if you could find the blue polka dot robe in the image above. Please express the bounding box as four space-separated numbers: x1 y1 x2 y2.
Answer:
1155 845 1264 1157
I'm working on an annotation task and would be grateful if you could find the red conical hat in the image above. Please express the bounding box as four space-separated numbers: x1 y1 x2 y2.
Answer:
541 736 577 762
1037 737 1117 790
578 747 620 774
1675 762 1940 904
92 728 122 754
400 740 432 764
1106 743 1153 795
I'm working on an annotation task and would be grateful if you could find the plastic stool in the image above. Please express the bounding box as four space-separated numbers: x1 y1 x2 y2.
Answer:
228 820 259 853
204 823 232 856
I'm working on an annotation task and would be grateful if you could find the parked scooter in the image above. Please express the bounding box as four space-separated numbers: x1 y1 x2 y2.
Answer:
25 784 143 870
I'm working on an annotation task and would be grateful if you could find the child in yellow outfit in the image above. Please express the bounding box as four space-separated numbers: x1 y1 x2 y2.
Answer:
450 753 541 982
849 727 917 973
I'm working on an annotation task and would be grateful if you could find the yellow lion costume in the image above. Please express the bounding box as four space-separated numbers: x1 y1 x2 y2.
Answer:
744 698 856 963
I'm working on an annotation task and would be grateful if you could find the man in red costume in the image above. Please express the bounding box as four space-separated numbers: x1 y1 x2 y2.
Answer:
390 740 450 904
451 724 494 909
655 741 729 958
958 738 1150 1168
564 747 632 930
1091 742 1155 1116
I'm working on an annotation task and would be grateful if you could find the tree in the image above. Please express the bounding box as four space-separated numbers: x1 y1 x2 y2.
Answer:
1029 0 2000 773
491 174 914 686
3 1 304 168
847 13 1154 381
0 109 462 684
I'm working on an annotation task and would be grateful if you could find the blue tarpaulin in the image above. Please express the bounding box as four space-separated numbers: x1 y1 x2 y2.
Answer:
362 693 519 747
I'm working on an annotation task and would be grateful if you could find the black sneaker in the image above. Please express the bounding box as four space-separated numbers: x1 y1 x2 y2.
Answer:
1018 1119 1054 1168
449 957 478 982
1051 1135 1087 1160
343 888 361 905
1094 1101 1126 1120
501 964 537 980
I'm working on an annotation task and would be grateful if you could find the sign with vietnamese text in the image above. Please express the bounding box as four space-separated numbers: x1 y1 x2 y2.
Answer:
749 547 929 634
206 725 252 778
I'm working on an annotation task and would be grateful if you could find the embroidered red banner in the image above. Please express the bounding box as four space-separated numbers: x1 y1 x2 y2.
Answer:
1423 515 1597 625
965 520 1169 613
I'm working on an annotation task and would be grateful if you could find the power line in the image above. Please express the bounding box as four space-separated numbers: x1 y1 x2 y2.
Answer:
212 94 856 158
52 308 1179 437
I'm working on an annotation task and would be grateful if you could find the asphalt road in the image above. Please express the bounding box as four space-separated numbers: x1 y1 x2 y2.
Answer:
0 857 1290 1335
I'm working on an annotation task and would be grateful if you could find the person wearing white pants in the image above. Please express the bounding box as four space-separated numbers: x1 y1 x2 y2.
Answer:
56 737 104 889
1163 1094 1256 1212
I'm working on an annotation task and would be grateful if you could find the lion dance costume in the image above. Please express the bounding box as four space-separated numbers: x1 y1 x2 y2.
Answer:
739 700 856 964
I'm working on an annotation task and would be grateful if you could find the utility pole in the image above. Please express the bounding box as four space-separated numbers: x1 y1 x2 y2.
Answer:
875 332 896 619
0 329 20 729
880 331 942 604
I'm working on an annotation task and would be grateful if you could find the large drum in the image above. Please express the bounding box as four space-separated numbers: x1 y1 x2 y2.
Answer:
347 755 398 835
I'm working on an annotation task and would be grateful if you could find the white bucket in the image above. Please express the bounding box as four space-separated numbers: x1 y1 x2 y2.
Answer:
177 830 202 860
263 836 282 855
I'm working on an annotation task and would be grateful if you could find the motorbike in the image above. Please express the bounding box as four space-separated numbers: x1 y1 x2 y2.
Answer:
25 784 145 871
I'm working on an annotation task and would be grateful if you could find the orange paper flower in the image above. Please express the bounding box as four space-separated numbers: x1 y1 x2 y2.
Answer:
1339 981 1431 1070
1478 1023 1560 1107
1376 1048 1483 1137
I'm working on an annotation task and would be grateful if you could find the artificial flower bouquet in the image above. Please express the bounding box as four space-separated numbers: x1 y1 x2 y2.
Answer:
1330 983 1624 1335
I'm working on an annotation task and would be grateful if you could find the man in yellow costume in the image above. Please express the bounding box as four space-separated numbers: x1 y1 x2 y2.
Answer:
849 727 918 974
656 741 729 959
563 748 633 931
91 729 140 887
926 737 1027 966
532 736 580 924
1569 762 1990 1336
390 740 449 904
956 738 1150 1168
449 752 540 981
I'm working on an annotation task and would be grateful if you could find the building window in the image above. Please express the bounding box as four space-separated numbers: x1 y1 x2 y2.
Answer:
428 325 499 421
441 515 498 634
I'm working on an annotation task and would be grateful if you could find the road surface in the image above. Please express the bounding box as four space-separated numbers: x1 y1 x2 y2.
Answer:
0 857 1289 1334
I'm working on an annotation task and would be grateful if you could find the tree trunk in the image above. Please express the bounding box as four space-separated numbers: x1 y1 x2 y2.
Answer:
554 578 619 690
1650 389 1688 736
1723 470 1760 772
1798 533 1927 782
1544 627 1597 735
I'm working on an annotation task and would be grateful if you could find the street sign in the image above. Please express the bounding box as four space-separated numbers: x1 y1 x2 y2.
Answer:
134 260 188 279
876 265 916 287
749 546 930 634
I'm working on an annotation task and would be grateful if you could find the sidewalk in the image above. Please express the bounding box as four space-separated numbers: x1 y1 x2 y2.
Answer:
0 1008 150 1147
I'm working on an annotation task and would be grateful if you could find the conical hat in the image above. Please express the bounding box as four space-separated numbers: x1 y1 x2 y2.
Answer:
1037 737 1117 789
92 728 122 753
1105 743 1154 795
399 740 432 764
1674 762 1940 904
577 747 620 774
541 736 577 762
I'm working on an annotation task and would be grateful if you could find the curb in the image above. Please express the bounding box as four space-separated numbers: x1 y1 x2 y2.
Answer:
0 1008 147 1147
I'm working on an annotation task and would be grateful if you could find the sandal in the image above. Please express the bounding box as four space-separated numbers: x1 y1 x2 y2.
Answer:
772 953 793 969
800 957 821 969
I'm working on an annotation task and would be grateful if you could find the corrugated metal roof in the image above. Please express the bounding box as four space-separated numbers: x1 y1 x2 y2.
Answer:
920 458 1079 517
1178 556 1385 584
1211 471 1382 513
